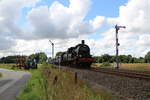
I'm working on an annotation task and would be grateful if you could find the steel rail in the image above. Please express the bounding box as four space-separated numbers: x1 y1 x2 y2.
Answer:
91 67 150 81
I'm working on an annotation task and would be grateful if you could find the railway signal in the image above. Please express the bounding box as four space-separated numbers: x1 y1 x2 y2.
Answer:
115 25 126 69
49 40 54 58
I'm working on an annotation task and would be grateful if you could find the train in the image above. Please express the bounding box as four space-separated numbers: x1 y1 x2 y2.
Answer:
16 56 38 69
25 57 38 69
53 40 93 68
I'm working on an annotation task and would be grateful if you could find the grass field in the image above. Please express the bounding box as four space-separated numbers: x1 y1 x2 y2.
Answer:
17 64 118 100
0 73 2 77
120 63 150 71
92 63 150 71
0 64 16 70
0 64 41 71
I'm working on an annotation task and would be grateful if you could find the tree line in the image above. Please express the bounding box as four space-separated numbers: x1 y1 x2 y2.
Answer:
0 51 150 64
94 51 150 63
0 52 47 64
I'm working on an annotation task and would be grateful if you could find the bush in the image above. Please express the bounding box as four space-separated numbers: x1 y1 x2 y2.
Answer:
101 62 111 67
0 73 2 77
42 62 49 66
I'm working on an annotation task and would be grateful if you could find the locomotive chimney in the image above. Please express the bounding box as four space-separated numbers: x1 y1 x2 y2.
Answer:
82 40 85 44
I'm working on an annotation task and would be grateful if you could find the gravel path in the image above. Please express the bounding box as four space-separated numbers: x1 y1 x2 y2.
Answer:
0 68 31 100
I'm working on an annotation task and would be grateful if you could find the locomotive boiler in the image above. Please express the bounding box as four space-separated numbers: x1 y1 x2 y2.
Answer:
56 40 93 68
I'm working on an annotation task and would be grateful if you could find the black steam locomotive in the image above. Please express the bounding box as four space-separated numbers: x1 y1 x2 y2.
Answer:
54 40 93 68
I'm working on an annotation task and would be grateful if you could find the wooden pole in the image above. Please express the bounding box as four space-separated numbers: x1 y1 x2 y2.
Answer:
75 72 78 84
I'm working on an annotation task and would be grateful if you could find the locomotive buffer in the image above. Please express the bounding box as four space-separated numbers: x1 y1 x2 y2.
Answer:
115 25 126 69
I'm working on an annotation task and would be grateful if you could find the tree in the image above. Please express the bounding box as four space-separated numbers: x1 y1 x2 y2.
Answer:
0 56 17 63
93 56 99 63
98 56 103 63
138 57 144 63
145 51 150 63
119 55 128 63
110 56 116 63
28 52 47 64
101 54 111 62
56 52 63 57
127 55 133 63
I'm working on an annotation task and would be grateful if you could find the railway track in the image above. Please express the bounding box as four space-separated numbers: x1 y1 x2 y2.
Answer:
59 65 150 81
60 66 150 100
91 67 150 81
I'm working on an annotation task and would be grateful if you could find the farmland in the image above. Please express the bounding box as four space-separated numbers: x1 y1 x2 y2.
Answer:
120 63 150 71
92 63 150 71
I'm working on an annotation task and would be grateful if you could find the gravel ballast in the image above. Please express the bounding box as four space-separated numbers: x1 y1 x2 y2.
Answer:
62 67 150 100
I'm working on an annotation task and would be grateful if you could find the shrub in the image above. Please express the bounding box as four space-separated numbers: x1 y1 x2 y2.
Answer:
0 73 2 77
101 62 111 67
42 62 49 66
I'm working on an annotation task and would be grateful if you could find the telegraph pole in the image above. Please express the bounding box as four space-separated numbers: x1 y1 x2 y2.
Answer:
49 40 54 58
115 25 126 69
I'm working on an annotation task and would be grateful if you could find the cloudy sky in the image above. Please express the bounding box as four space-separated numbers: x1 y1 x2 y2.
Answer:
0 0 150 57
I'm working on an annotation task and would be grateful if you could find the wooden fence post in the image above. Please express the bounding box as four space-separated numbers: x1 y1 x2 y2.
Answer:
75 72 78 84
53 76 58 85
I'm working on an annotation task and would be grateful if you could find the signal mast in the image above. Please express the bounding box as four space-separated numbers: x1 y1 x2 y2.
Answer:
115 25 126 69
49 40 54 59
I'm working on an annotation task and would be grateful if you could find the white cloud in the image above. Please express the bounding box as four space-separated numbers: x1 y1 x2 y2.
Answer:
137 34 150 46
90 16 105 30
0 0 150 58
26 0 105 39
0 0 106 57
0 0 41 51
106 0 150 57
108 0 150 33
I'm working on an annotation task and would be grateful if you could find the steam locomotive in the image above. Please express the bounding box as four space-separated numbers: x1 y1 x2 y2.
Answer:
54 40 93 68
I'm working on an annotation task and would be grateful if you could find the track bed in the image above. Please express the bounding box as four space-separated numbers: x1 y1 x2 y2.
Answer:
60 66 150 100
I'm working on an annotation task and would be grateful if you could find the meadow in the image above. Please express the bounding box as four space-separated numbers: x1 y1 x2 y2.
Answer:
17 64 118 100
0 73 2 77
120 63 150 71
0 64 15 70
92 63 150 71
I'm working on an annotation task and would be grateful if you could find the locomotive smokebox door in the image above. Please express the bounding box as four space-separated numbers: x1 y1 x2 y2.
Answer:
82 40 85 44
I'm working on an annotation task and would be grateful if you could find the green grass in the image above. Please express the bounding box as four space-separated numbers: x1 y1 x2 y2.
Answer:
17 64 118 100
145 92 150 99
0 64 42 71
120 63 150 71
0 64 16 70
126 67 150 71
0 73 1 77
17 69 45 100
92 63 150 71
0 64 24 71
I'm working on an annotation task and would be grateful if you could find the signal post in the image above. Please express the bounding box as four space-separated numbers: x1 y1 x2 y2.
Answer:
115 25 126 69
